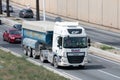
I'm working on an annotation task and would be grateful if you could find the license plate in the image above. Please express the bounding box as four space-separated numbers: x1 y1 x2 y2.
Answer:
16 39 21 41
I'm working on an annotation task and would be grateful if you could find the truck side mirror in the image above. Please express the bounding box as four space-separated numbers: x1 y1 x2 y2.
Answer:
88 38 91 47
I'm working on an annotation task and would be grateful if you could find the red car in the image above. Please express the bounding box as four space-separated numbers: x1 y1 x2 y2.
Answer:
3 28 21 43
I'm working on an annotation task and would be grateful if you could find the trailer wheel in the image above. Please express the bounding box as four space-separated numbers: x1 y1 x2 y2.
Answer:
40 53 45 63
23 46 28 55
53 56 59 68
28 47 32 57
32 50 39 59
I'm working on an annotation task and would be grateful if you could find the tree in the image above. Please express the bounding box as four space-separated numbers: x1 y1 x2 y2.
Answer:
0 0 2 14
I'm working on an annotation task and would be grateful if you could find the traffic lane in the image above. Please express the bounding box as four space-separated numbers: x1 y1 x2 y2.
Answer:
84 26 120 48
7 3 55 22
54 54 120 80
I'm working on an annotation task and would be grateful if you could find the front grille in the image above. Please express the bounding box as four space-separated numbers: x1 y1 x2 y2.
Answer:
67 52 85 63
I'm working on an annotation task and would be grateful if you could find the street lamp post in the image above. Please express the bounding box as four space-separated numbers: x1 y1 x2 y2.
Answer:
36 0 40 20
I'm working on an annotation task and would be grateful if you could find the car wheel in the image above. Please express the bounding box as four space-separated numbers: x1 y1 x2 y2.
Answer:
8 38 11 43
3 36 5 41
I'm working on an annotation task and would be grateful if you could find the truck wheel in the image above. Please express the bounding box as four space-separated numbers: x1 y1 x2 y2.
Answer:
40 54 45 63
53 56 59 68
23 47 28 55
32 50 39 59
28 47 32 57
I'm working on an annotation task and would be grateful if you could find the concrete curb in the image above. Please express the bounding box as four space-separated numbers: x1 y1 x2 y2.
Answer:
0 46 22 57
27 58 82 80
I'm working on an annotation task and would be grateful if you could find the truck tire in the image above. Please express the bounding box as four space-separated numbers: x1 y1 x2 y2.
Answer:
53 56 59 68
28 47 32 57
32 50 39 59
40 53 45 63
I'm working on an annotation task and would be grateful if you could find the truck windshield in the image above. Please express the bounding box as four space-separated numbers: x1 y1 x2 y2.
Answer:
63 37 87 48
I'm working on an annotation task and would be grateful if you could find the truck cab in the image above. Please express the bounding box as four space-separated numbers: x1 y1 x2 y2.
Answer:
48 22 90 68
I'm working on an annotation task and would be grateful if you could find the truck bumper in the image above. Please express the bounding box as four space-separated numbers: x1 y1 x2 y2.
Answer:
57 56 88 67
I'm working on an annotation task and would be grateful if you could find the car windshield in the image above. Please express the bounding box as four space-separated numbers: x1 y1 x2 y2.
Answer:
9 30 20 35
16 25 22 30
63 37 87 48
26 9 33 13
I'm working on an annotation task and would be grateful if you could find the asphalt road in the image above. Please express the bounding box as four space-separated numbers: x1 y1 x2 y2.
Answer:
0 24 120 80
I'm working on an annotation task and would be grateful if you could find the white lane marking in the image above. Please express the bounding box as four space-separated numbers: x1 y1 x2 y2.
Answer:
98 70 120 79
89 54 120 66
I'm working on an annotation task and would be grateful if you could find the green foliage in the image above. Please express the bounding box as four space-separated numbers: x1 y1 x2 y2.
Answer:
100 45 114 50
0 49 69 80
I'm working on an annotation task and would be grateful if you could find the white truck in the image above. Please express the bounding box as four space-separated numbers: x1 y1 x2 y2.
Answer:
22 21 90 68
